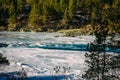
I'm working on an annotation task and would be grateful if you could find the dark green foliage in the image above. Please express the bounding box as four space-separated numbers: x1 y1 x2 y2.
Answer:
0 0 119 32
82 1 120 79
107 54 120 80
0 53 9 66
83 52 120 80
83 44 110 80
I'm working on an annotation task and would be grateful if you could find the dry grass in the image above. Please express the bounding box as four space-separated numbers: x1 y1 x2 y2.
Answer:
58 25 93 37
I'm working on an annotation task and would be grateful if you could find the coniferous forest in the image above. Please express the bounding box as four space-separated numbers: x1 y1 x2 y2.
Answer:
0 0 120 33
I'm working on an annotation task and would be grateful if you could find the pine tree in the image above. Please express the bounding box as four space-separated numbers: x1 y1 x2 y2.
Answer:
42 3 47 24
29 3 39 26
63 8 68 20
9 1 17 24
82 1 110 79
59 0 64 12
108 54 120 80
82 21 109 80
17 0 25 14
0 53 9 67
68 0 74 19
82 1 120 80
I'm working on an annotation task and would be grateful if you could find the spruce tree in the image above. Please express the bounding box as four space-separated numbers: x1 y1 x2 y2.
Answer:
82 1 120 80
29 3 39 26
63 8 68 20
82 1 110 80
82 20 109 80
108 54 120 80
59 0 64 12
42 3 47 24
68 0 74 19
0 53 9 67
17 0 25 14
9 1 17 24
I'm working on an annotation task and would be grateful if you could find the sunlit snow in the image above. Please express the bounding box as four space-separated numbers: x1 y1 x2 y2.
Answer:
0 32 94 80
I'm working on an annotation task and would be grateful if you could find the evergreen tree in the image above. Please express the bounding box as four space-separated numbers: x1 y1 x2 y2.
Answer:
17 0 25 14
108 54 120 80
0 53 9 66
29 3 39 26
9 1 17 24
59 0 64 12
68 0 74 19
63 8 68 20
82 1 109 79
0 0 120 31
82 1 120 80
82 20 109 80
42 3 47 24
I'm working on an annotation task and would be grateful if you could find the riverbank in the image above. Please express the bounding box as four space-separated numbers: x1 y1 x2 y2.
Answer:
58 25 93 37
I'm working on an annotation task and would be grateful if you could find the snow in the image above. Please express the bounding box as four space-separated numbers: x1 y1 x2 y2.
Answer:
1 32 119 79
0 32 95 44
0 32 94 79
0 48 86 79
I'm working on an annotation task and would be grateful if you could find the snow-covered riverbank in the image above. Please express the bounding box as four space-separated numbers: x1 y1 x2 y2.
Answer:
0 32 94 79
0 48 86 80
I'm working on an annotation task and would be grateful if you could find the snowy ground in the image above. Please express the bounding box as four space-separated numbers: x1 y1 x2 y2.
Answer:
0 32 93 80
0 48 86 79
0 32 119 80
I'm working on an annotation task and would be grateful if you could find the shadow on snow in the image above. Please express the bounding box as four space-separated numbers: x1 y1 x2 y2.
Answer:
0 71 73 80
